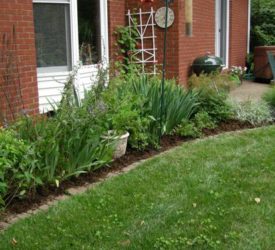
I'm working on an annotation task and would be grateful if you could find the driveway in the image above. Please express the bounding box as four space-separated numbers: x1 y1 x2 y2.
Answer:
230 80 271 102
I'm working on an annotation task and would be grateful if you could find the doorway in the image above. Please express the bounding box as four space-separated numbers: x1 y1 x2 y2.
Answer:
215 0 229 67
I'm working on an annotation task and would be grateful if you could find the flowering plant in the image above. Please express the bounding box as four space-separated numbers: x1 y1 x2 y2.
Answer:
230 66 247 80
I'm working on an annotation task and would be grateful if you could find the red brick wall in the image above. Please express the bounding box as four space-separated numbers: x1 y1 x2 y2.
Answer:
126 0 180 80
178 0 216 85
0 0 39 121
124 0 248 84
108 0 126 62
125 0 215 85
229 0 249 67
0 0 249 122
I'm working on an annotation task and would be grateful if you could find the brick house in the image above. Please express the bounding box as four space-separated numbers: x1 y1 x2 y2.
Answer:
0 0 251 118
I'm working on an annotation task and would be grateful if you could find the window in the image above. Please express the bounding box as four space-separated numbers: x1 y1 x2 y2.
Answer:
33 1 71 73
78 0 101 65
33 0 103 73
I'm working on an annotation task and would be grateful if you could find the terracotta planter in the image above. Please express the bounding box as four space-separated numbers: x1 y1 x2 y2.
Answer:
254 46 275 81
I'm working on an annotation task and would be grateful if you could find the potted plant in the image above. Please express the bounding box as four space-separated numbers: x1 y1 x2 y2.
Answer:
102 130 130 159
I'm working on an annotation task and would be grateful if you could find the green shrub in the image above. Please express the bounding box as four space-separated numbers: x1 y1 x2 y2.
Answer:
175 120 201 138
263 87 275 109
0 129 38 208
175 111 217 138
14 72 114 186
188 73 235 123
130 75 199 135
193 111 217 130
196 89 233 123
231 100 273 126
188 72 240 92
102 80 153 150
90 74 199 150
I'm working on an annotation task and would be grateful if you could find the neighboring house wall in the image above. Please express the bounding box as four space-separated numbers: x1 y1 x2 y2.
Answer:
0 0 39 120
229 0 249 67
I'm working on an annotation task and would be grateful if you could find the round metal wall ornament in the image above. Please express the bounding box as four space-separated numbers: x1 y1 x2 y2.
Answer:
155 7 175 28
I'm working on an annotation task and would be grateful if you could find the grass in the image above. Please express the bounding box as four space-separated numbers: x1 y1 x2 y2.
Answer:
1 126 275 249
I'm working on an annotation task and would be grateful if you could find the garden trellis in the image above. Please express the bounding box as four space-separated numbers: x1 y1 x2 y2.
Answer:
126 7 157 75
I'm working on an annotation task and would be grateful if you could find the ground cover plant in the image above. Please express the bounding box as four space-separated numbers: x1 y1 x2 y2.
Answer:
1 126 275 249
0 129 37 209
263 86 275 110
231 100 273 126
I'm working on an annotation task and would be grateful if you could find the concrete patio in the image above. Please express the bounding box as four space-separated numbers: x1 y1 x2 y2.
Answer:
230 81 271 102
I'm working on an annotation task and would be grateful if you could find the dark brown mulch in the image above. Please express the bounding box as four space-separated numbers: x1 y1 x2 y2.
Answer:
0 120 265 220
203 119 255 136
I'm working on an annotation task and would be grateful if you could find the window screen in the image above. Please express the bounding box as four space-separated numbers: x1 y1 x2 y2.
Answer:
33 3 71 72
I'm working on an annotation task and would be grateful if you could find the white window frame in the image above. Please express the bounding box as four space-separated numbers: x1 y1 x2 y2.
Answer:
215 0 230 68
247 0 251 53
33 0 109 75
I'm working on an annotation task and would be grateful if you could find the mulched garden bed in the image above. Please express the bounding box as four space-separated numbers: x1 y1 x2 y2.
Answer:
0 120 264 221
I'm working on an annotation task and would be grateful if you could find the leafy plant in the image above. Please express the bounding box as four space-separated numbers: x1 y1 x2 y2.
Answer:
130 75 199 135
188 72 240 93
231 100 273 125
189 72 234 123
197 89 233 123
175 111 216 138
99 75 153 150
114 22 139 74
13 70 114 186
0 129 38 208
263 86 275 111
194 111 217 130
86 73 198 150
229 66 247 83
175 120 201 138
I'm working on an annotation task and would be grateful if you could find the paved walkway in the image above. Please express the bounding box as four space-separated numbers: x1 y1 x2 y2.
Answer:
230 81 271 102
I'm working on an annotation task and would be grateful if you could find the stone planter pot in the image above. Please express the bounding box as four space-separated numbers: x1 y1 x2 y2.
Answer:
113 132 130 159
102 131 130 159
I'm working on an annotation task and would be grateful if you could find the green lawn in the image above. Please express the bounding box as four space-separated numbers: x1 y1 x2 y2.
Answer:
1 127 275 249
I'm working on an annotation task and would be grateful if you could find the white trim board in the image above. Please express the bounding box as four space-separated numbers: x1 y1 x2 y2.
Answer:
247 0 251 53
215 0 230 68
33 0 70 3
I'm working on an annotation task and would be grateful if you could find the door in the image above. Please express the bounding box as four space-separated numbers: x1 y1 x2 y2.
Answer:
215 0 229 67
33 0 109 112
